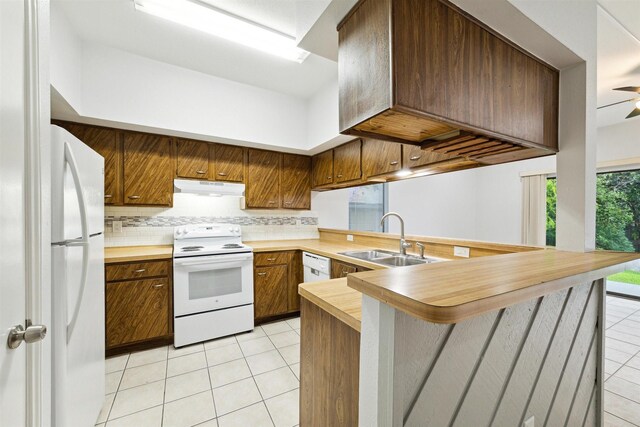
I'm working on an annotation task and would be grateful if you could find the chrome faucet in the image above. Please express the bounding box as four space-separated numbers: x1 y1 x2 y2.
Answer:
380 212 412 255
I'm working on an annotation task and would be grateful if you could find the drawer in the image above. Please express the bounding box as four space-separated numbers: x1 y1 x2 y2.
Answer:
106 260 170 282
254 251 295 266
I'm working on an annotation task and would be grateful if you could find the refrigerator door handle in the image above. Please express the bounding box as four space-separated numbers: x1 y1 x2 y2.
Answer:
64 142 90 342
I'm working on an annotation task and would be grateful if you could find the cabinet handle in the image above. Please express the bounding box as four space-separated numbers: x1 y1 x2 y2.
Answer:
267 258 276 261
104 194 113 198
337 174 343 178
152 284 164 288
257 272 267 276
390 161 399 165
283 201 292 205
410 155 421 161
134 269 146 273
196 170 206 174
342 270 349 275
128 195 141 199
268 201 276 204
218 172 227 176
327 176 332 180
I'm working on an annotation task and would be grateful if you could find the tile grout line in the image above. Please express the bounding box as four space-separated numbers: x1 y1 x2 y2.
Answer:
605 306 640 379
202 341 219 426
161 346 169 427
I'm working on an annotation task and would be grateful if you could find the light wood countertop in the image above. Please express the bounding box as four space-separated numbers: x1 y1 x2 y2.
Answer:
348 250 640 324
299 279 362 332
105 245 174 264
244 239 390 271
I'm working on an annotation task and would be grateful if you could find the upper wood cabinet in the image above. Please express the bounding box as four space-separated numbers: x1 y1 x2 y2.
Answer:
281 154 311 209
362 138 402 179
334 139 362 183
338 0 558 162
402 144 456 170
246 149 281 209
213 144 244 182
54 121 122 205
176 139 209 179
123 132 173 206
312 150 334 188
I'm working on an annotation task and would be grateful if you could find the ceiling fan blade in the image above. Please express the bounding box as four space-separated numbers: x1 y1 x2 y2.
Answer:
614 86 640 93
626 108 640 119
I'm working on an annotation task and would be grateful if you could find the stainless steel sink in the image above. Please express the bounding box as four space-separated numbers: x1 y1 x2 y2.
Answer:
338 250 443 268
338 250 397 261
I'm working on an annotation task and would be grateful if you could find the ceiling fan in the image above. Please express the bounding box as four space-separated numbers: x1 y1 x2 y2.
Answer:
598 86 640 119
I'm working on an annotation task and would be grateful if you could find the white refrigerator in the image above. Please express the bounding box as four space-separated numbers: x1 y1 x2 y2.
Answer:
51 125 105 427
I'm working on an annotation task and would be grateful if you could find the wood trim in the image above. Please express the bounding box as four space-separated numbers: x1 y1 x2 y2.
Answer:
299 280 362 332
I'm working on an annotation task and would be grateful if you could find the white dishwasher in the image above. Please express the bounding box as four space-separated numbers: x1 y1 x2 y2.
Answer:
302 252 331 282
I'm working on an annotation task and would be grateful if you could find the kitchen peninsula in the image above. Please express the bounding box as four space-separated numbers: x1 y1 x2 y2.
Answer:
298 238 639 426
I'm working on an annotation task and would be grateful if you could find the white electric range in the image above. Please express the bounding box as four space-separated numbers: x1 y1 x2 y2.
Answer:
173 223 254 347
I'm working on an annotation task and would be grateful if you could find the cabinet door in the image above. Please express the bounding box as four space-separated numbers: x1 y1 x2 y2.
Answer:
362 138 402 178
331 259 358 279
176 139 209 179
123 132 173 206
402 144 455 169
55 122 122 205
246 149 281 209
106 278 169 348
213 144 244 182
288 252 302 312
312 150 333 187
281 154 311 209
255 265 288 318
334 139 361 183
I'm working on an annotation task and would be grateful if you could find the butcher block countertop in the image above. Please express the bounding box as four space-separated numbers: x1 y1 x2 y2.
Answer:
104 245 174 264
349 250 640 324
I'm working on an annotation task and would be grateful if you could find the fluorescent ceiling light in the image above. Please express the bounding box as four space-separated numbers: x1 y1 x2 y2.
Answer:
133 0 310 63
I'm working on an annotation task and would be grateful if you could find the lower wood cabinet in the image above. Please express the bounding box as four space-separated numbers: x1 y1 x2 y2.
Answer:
105 260 173 355
331 259 371 279
254 251 302 321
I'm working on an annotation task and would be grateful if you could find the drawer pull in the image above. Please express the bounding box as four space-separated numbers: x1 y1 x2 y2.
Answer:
128 195 141 200
134 269 146 273
342 270 349 275
337 174 343 178
266 258 276 262
257 272 267 276
327 176 332 180
283 201 291 205
104 194 113 198
152 284 164 288
410 155 421 161
390 161 399 165
196 170 206 174
218 172 227 176
268 201 276 204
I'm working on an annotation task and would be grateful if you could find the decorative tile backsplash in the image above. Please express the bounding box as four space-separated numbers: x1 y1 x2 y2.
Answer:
104 193 319 247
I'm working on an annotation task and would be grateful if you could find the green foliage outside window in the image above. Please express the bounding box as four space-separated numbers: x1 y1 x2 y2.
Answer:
546 171 639 252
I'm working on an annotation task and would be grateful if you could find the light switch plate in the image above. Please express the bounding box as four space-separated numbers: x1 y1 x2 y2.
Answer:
346 234 354 241
454 246 470 258
112 221 123 233
524 416 534 427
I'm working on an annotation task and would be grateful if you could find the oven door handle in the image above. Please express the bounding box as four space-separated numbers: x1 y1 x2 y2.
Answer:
175 254 253 267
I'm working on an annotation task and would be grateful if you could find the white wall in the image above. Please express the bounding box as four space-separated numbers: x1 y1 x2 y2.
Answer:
597 119 640 162
50 4 82 112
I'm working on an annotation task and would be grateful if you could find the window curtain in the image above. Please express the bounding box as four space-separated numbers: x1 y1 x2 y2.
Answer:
521 174 547 246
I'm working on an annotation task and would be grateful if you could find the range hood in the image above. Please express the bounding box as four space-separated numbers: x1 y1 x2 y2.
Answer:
174 179 245 196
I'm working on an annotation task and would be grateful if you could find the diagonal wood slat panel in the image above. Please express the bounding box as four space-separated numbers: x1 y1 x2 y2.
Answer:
393 281 601 427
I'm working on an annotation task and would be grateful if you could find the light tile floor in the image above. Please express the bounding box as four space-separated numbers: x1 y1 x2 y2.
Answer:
96 317 301 427
605 295 640 427
96 296 640 426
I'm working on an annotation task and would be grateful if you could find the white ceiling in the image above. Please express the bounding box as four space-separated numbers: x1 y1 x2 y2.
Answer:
54 0 337 98
597 2 640 127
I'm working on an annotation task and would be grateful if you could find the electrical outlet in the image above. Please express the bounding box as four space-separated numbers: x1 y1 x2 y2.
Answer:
454 246 470 258
112 221 123 233
523 416 534 427
346 234 354 241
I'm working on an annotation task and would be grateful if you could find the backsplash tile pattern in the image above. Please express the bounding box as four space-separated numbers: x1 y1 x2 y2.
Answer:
104 193 319 247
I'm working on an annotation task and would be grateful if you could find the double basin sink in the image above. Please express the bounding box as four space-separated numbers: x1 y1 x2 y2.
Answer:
338 249 443 268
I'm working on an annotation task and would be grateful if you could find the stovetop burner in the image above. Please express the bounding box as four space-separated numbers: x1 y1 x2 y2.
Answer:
181 246 204 252
222 243 243 249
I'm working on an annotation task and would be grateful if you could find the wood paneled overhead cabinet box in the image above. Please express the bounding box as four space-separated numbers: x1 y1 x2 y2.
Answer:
337 0 560 174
